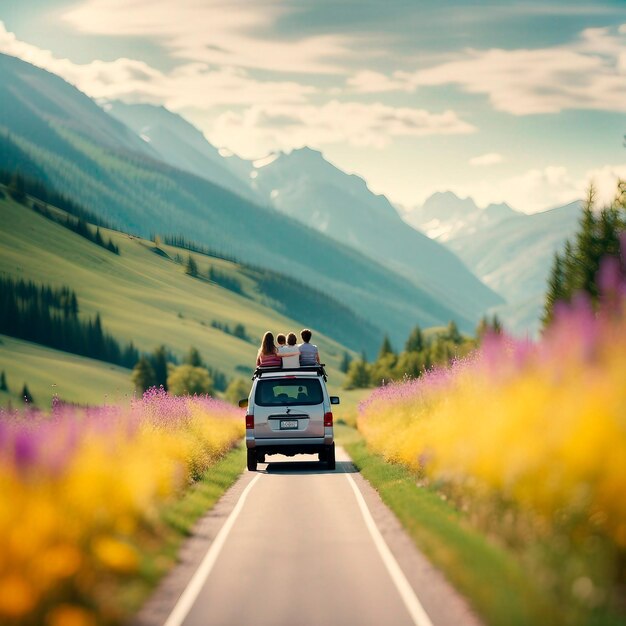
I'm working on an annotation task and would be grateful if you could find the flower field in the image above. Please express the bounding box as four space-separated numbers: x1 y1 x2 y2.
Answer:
359 277 626 622
0 388 243 625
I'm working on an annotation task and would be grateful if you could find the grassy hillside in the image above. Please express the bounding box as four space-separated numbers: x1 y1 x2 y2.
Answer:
0 52 484 343
0 194 358 405
0 335 133 408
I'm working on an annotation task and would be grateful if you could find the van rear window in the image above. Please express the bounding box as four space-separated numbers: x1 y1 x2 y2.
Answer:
255 379 323 406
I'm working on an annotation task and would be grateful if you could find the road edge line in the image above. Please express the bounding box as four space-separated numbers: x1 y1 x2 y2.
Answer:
163 472 262 626
345 473 435 626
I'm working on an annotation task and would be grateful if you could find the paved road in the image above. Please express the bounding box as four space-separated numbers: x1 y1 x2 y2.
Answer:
144 448 482 626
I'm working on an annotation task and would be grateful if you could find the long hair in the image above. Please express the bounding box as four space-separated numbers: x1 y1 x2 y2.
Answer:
259 331 276 356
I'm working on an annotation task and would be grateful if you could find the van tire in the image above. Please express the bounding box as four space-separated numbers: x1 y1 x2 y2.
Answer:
326 443 336 470
247 449 257 471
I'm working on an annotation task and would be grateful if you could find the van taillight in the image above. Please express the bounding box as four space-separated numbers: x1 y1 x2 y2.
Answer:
324 412 333 427
245 414 254 429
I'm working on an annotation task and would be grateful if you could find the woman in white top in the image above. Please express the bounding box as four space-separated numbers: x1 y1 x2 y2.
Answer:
277 332 300 368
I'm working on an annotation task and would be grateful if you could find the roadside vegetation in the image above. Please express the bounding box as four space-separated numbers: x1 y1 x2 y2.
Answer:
354 187 626 626
340 426 559 626
0 388 244 625
344 316 501 389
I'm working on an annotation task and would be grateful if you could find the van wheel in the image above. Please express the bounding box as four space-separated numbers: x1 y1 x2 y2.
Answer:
258 452 266 463
247 449 257 471
326 443 336 470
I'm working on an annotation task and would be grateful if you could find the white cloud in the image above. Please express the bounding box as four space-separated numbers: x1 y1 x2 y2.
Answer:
351 24 626 115
0 21 315 107
203 101 475 158
585 163 626 206
447 163 626 213
62 0 356 74
0 21 474 158
347 70 414 93
469 152 504 166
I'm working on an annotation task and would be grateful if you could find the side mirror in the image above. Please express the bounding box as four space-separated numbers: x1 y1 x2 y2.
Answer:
330 396 340 405
238 398 249 408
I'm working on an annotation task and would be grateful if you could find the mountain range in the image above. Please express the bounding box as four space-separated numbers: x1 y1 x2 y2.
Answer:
0 52 501 352
107 101 500 320
403 192 582 335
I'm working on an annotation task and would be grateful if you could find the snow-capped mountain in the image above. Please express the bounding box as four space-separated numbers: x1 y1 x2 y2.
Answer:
403 191 519 242
404 191 582 336
248 147 503 320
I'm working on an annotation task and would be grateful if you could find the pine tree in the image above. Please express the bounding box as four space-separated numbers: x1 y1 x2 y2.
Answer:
542 181 626 328
0 370 7 391
344 359 371 389
475 315 489 342
21 383 33 404
70 292 79 317
598 206 621 259
491 314 503 335
132 356 157 393
575 187 601 299
186 254 198 277
377 335 395 360
8 173 26 203
151 345 169 390
339 351 352 373
91 313 105 359
446 320 462 344
405 325 424 353
543 252 566 326
185 346 204 367
233 323 247 340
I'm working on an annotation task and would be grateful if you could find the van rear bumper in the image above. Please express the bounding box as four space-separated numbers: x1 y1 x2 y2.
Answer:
247 436 333 455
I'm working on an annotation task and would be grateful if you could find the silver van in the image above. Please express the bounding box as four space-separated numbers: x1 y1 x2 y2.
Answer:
239 365 339 471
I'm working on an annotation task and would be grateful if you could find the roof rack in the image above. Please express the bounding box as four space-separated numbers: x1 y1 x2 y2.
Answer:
252 364 328 381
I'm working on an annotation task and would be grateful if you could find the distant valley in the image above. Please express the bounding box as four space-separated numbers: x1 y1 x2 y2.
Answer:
0 52 501 351
403 191 582 335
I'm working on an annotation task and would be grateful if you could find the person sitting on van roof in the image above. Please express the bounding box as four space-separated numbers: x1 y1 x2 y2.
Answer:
277 332 300 368
256 331 282 367
299 328 320 366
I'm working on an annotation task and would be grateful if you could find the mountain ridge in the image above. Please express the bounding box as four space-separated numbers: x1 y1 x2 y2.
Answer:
248 146 502 318
404 189 582 335
0 52 485 349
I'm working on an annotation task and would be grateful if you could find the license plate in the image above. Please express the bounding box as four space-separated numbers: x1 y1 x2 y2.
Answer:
280 419 298 430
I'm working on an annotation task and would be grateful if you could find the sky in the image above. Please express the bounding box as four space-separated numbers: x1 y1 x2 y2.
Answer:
1 0 625 213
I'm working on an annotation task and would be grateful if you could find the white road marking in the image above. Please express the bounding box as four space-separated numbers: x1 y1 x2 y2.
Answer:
346 473 435 626
163 472 262 626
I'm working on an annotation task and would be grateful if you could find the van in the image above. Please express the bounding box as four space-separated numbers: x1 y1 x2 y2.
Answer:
239 365 339 471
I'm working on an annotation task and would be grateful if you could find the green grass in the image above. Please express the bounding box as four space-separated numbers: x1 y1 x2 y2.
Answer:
339 426 563 626
0 196 354 406
116 444 245 617
0 334 134 408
